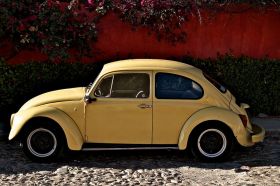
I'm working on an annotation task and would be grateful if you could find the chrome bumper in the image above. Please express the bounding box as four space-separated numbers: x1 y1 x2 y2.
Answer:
10 114 15 127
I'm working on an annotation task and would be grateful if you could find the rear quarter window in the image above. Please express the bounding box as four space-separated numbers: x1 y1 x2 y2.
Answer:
203 73 227 93
155 73 203 99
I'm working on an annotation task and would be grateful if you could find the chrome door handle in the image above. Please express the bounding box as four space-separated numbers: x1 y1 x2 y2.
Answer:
138 103 152 109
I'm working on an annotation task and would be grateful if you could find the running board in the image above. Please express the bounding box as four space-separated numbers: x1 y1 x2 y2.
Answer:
82 146 178 151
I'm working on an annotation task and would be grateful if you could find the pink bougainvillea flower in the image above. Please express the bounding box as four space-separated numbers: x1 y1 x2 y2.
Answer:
99 0 105 6
18 23 26 32
37 32 45 39
29 26 38 32
21 15 37 23
59 4 65 12
88 0 93 5
28 15 37 21
47 0 52 7
141 0 156 7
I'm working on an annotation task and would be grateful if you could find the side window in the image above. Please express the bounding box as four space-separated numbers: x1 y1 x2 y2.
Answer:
156 73 203 99
94 76 113 97
95 73 150 98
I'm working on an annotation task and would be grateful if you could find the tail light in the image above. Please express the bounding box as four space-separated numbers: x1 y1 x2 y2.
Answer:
239 114 247 128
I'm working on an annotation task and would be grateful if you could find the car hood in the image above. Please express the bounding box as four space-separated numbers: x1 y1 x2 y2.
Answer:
19 87 85 111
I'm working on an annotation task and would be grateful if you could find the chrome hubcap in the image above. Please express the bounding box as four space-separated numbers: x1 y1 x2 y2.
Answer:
197 129 227 158
27 128 57 158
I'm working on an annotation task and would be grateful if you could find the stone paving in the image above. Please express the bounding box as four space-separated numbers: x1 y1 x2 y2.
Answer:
0 131 279 185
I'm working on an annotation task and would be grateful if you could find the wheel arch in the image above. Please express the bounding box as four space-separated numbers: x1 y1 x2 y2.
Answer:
186 120 235 150
178 107 243 150
9 106 84 150
19 117 67 144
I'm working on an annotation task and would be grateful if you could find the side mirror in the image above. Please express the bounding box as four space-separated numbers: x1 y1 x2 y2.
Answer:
84 95 96 104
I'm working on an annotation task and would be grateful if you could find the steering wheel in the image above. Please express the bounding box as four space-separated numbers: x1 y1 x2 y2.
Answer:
94 89 103 97
136 90 145 98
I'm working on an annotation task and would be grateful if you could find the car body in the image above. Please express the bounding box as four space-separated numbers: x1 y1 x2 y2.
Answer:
9 59 265 162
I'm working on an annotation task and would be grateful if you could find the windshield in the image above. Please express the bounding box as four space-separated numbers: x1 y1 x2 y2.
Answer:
85 73 102 96
203 73 227 93
86 82 93 93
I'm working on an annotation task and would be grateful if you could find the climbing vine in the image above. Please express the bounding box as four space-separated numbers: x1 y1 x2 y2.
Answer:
0 0 279 61
0 0 98 61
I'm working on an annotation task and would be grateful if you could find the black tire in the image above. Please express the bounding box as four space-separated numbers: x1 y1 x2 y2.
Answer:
190 123 234 162
21 120 65 162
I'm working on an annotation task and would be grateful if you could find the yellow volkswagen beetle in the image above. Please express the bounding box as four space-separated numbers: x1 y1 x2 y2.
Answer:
9 59 265 162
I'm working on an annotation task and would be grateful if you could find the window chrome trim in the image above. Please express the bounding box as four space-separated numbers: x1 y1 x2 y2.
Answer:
155 72 204 100
108 75 114 97
93 71 152 100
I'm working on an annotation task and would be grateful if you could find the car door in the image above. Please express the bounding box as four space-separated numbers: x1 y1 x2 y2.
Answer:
85 71 153 144
152 71 207 144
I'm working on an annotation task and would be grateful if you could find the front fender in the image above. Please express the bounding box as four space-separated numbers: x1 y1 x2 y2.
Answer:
178 107 252 150
9 106 84 150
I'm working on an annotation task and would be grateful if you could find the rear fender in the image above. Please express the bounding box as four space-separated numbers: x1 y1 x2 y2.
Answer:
178 107 250 150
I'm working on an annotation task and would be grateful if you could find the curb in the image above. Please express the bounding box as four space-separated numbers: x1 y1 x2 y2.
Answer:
0 122 8 141
251 117 280 131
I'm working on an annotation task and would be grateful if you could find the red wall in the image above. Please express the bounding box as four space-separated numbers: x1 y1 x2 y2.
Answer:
2 7 280 64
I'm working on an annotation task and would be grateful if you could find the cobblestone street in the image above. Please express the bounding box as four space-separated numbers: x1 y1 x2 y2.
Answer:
0 132 279 185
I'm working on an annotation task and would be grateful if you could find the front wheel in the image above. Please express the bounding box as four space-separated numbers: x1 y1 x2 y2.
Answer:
22 124 64 162
190 125 233 162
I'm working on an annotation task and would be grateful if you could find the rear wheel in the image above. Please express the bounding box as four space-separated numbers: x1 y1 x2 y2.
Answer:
21 121 65 162
190 124 234 161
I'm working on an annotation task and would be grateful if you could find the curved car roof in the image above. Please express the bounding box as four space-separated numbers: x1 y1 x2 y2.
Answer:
101 59 198 74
